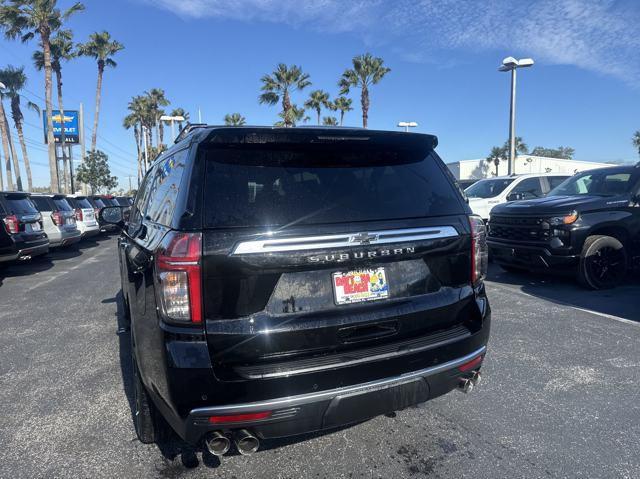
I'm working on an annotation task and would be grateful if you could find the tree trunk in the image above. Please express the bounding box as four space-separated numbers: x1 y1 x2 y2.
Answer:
361 85 369 129
158 119 164 146
41 28 59 192
91 61 104 152
3 107 22 191
55 68 69 193
0 100 14 190
282 90 292 127
340 111 344 126
133 124 142 182
317 109 321 125
12 98 33 192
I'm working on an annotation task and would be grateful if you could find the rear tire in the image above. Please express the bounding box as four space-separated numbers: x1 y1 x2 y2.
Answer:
131 335 168 444
578 235 627 290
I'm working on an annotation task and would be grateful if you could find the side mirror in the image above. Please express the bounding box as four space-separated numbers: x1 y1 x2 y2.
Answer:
99 206 124 228
507 192 524 202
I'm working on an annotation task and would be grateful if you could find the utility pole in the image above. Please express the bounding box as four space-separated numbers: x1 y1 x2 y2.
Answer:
68 145 75 194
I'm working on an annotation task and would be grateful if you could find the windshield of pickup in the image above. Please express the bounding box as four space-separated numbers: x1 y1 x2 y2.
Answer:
549 170 637 197
465 178 514 199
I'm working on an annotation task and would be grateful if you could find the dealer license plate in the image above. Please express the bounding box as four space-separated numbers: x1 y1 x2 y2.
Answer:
332 268 389 305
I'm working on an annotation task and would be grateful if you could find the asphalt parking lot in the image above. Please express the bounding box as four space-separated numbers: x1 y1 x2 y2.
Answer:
0 235 638 478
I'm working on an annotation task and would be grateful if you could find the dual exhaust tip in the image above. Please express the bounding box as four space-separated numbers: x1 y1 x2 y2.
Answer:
457 371 482 394
205 429 259 457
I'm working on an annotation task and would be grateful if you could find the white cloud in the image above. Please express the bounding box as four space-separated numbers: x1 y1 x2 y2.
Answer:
143 0 640 84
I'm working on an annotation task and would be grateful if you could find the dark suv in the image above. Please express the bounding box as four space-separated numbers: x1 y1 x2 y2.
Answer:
0 191 49 264
103 127 491 456
488 164 640 289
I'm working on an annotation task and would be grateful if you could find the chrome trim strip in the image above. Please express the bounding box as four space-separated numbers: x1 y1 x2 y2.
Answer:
190 346 486 416
232 226 459 255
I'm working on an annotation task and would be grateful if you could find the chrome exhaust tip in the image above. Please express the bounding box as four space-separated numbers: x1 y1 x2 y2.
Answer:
471 371 482 386
457 378 474 394
205 431 231 457
234 429 260 456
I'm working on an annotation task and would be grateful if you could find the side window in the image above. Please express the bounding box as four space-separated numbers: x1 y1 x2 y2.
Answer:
511 178 543 200
127 168 155 235
548 176 568 191
144 150 187 227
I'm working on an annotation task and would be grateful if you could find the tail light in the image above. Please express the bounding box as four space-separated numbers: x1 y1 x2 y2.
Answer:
470 215 488 284
51 211 64 226
75 208 83 221
3 215 19 234
155 231 203 324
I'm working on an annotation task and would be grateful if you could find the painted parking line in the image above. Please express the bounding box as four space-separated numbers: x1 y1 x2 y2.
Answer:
487 281 640 327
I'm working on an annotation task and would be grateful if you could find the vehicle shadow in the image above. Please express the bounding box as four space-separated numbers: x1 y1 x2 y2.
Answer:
487 264 640 322
110 289 360 470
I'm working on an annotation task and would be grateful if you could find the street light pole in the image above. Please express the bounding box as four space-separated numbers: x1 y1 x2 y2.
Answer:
397 121 418 132
159 115 185 142
499 56 534 175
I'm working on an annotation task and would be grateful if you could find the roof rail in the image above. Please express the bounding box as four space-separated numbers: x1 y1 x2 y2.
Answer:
174 123 208 144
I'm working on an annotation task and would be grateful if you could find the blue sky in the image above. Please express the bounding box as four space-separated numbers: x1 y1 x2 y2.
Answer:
0 0 639 188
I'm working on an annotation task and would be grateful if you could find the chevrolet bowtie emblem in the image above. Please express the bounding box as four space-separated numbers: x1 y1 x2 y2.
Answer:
350 232 379 245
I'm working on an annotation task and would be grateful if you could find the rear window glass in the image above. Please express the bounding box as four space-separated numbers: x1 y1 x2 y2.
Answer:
5 196 39 214
92 198 106 209
102 198 117 206
73 198 92 209
53 198 73 211
115 197 130 206
31 196 52 211
203 147 462 228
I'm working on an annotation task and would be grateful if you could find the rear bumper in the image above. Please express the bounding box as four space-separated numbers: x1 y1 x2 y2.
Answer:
50 230 82 248
78 222 100 238
488 239 579 270
0 239 49 262
180 346 486 445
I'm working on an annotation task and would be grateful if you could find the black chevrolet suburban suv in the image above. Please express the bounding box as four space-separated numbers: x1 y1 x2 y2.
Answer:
488 164 640 289
0 191 49 264
101 126 491 457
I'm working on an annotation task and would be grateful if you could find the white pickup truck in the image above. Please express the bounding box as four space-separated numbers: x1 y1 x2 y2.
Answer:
464 173 570 220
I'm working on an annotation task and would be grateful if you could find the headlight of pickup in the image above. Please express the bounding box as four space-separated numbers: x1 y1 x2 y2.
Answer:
548 211 579 226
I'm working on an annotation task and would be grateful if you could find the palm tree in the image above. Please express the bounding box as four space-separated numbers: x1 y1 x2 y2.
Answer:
34 29 75 192
224 113 246 126
332 96 353 126
633 130 640 157
0 0 84 192
486 146 505 176
304 90 331 125
0 84 14 190
126 95 153 176
259 64 311 127
339 53 390 128
77 30 124 152
0 66 38 191
322 116 338 126
123 113 142 182
274 104 308 127
170 108 189 130
503 136 529 155
145 88 169 146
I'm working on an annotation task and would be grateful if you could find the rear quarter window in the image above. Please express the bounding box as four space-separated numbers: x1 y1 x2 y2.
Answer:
144 150 188 226
203 147 464 228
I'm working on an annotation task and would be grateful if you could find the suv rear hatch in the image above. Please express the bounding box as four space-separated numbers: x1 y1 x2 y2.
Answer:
196 130 479 400
2 193 43 238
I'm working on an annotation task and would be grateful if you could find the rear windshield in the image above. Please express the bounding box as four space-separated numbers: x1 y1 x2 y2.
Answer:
4 195 38 214
549 170 638 197
91 198 106 209
115 197 130 206
203 147 463 228
53 198 73 211
101 198 117 206
73 198 93 209
465 178 515 199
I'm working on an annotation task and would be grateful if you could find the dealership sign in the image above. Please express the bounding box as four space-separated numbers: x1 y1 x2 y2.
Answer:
43 109 80 144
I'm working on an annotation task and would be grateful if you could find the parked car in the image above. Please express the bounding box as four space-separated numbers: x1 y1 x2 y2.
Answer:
89 196 117 233
465 173 570 220
100 126 491 457
65 195 100 238
30 194 81 248
0 191 49 263
488 164 640 289
114 196 133 221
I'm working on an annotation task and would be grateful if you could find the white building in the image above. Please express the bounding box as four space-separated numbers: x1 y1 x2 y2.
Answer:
446 156 613 180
